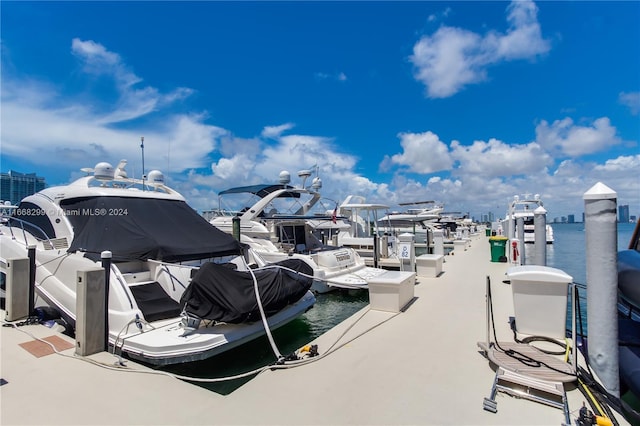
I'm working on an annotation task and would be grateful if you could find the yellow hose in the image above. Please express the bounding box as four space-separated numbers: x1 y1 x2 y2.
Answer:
579 377 607 418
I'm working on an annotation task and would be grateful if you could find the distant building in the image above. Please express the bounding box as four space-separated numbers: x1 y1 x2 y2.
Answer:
619 205 630 223
0 170 47 205
568 214 575 223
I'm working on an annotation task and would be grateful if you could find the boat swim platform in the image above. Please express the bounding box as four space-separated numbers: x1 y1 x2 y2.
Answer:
1 232 627 426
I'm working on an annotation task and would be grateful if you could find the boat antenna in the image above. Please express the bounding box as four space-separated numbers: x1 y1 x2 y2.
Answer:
167 139 171 185
140 136 145 191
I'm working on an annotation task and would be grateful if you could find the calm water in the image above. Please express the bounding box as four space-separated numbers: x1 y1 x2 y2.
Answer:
535 221 635 286
161 222 636 393
161 290 370 394
525 222 636 336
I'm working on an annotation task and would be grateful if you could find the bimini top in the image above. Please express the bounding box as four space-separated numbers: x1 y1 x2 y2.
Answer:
218 184 300 198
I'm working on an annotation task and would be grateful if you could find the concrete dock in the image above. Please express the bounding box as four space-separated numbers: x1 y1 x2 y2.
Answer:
1 232 629 425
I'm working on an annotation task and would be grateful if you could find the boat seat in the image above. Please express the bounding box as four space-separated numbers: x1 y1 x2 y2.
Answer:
129 281 182 323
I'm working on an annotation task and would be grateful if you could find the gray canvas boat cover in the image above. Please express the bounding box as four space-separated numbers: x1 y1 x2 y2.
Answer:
62 196 242 262
180 258 313 324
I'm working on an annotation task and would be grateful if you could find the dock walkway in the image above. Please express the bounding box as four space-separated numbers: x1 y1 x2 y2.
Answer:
1 232 627 425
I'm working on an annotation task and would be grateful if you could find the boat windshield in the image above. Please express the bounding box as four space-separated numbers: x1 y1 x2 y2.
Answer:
61 196 242 262
216 185 333 218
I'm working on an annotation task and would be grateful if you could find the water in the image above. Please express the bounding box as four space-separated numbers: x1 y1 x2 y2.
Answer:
526 222 636 336
160 290 370 394
159 222 636 393
541 222 636 286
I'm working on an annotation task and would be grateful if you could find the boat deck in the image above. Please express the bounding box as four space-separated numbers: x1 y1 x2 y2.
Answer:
1 232 627 425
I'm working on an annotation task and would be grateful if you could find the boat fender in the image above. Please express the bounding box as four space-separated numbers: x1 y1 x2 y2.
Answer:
299 344 319 357
577 402 614 426
595 416 613 426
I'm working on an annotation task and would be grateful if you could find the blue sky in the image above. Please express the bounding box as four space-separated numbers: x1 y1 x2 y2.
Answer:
1 1 639 220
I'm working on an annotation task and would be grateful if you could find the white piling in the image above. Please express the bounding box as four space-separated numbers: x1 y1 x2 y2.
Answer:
534 206 547 265
4 257 30 321
398 233 415 272
433 229 444 256
516 217 526 264
76 267 106 356
584 182 619 397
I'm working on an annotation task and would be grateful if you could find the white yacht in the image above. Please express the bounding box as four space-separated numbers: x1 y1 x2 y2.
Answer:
310 195 403 268
378 200 443 228
0 161 316 365
504 194 555 244
209 171 388 293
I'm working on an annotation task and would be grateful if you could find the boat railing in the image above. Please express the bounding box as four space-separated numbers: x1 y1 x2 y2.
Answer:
3 216 57 249
148 259 191 291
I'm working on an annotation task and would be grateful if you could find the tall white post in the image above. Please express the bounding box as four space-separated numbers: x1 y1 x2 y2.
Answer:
534 206 547 266
516 217 526 264
433 229 444 256
584 182 619 397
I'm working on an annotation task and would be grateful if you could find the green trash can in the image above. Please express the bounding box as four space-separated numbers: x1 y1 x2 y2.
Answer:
485 228 491 237
489 236 508 262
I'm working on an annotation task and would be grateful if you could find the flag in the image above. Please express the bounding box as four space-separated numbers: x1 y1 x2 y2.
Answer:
332 206 337 224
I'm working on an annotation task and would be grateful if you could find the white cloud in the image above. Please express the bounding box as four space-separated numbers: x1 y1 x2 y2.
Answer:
375 126 635 217
388 131 454 173
1 39 216 174
2 36 636 219
70 38 194 124
594 154 640 173
181 130 383 212
535 117 621 157
261 123 295 139
410 0 550 98
72 38 124 76
619 91 640 116
211 155 255 181
314 71 348 82
451 138 553 177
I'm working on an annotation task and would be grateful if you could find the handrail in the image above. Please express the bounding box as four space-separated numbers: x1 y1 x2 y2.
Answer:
147 259 190 291
3 216 56 248
110 265 134 309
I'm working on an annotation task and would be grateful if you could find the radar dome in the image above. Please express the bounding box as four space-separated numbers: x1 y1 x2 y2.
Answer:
279 171 291 185
94 162 114 180
311 176 322 191
297 169 312 179
147 170 165 185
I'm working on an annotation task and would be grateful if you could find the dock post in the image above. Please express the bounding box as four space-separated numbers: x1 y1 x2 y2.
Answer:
433 229 444 256
380 234 389 258
533 206 547 265
398 233 415 272
584 182 619 397
101 251 112 351
373 233 379 268
3 257 30 321
75 267 106 356
27 245 36 315
232 215 241 241
516 217 526 264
